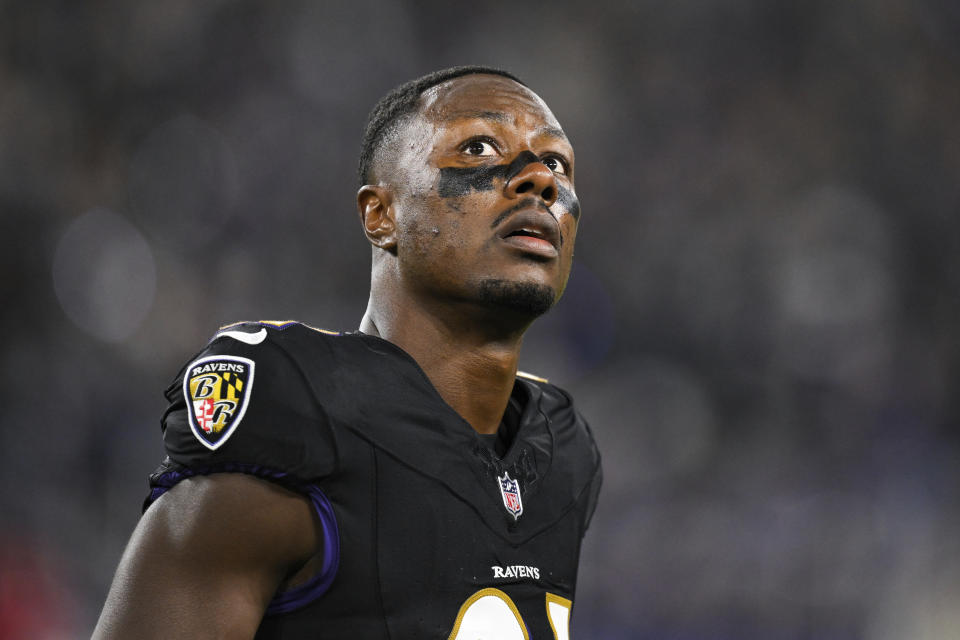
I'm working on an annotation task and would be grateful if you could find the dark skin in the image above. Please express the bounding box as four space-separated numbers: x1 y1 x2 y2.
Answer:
93 475 321 639
93 74 580 638
359 74 579 434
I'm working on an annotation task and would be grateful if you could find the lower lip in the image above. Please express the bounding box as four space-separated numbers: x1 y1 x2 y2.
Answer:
501 235 558 258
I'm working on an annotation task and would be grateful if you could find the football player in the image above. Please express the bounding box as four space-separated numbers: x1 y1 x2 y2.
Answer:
94 66 601 639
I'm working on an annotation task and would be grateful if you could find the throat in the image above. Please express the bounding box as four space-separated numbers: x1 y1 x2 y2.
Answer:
359 297 525 434
477 392 523 457
417 346 520 435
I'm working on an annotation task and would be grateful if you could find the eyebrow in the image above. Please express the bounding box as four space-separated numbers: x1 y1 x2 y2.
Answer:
536 125 568 141
438 111 569 142
438 110 509 123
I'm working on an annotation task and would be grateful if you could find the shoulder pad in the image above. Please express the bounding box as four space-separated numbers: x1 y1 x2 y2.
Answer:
160 321 338 479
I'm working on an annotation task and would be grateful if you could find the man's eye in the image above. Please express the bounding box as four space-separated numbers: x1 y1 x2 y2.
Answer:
541 156 568 175
463 140 496 156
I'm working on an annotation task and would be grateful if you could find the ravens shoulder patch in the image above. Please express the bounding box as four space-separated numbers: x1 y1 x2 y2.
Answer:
183 355 255 450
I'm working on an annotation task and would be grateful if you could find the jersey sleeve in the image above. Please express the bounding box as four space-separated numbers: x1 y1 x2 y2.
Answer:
143 322 342 614
149 322 338 497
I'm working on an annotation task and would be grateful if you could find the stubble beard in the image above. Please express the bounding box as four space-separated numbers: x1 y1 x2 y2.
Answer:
477 279 556 318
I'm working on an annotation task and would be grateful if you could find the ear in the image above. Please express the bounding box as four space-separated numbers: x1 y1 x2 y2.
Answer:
357 185 397 252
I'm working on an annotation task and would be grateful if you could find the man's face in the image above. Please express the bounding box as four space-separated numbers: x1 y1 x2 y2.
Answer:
386 74 580 318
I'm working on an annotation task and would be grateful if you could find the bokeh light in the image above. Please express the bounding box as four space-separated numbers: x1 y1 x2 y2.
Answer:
51 208 156 343
128 114 239 247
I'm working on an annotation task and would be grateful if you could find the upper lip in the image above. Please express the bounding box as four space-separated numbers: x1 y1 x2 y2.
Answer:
495 205 562 251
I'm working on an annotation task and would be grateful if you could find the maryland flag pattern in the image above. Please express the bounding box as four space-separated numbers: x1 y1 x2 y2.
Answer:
183 355 255 450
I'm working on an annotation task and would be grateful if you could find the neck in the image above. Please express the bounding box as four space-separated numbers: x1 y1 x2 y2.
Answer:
360 293 529 435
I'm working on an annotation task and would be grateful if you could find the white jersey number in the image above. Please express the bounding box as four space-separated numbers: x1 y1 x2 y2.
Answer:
448 588 572 640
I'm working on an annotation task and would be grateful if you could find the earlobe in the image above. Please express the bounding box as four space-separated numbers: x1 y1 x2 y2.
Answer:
357 186 397 252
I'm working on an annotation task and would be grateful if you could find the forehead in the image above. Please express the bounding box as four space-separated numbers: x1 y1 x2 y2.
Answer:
417 74 567 139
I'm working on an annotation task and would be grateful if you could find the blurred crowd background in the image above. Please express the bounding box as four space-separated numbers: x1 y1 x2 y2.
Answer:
2 0 959 638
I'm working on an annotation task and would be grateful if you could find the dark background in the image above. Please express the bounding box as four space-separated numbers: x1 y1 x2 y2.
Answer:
2 1 959 638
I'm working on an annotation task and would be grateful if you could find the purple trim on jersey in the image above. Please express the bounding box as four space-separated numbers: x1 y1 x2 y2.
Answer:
265 482 339 615
148 464 340 614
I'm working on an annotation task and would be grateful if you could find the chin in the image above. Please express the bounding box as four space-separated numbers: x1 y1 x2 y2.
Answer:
477 279 557 317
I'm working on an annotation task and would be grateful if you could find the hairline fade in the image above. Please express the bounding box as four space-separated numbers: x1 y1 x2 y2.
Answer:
357 66 525 186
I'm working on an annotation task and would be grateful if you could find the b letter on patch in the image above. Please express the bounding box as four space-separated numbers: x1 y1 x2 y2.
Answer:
183 355 255 450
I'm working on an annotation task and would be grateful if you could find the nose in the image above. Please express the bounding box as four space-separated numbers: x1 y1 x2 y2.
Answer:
504 158 558 207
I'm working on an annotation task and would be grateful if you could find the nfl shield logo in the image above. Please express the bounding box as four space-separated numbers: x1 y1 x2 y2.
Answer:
498 471 523 520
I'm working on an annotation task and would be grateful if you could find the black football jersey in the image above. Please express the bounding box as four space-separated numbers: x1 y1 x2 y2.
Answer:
147 321 602 639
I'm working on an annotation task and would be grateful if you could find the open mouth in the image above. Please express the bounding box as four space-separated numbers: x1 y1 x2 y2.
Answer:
506 227 546 240
496 208 562 258
500 225 559 258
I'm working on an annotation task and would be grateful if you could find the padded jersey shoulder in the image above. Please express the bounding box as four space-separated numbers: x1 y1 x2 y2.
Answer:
516 370 601 459
512 371 603 532
158 321 346 484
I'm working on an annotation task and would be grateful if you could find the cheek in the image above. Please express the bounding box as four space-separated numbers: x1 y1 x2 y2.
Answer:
555 184 580 222
397 201 470 260
396 181 500 258
431 190 501 249
396 205 440 258
560 219 578 259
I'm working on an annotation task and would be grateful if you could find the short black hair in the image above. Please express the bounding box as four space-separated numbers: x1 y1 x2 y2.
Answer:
358 66 525 186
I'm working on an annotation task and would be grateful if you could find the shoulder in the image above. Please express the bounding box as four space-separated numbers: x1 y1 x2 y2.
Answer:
516 369 601 466
207 319 346 358
159 320 363 480
196 321 396 376
516 370 591 431
172 320 365 404
177 320 343 371
518 370 602 473
515 370 603 530
173 320 346 440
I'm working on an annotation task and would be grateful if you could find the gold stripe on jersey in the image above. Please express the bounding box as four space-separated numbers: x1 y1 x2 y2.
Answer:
516 370 549 384
545 593 572 640
302 323 341 336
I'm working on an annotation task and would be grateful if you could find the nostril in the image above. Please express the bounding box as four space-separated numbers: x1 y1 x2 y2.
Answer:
542 187 555 202
516 181 533 194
